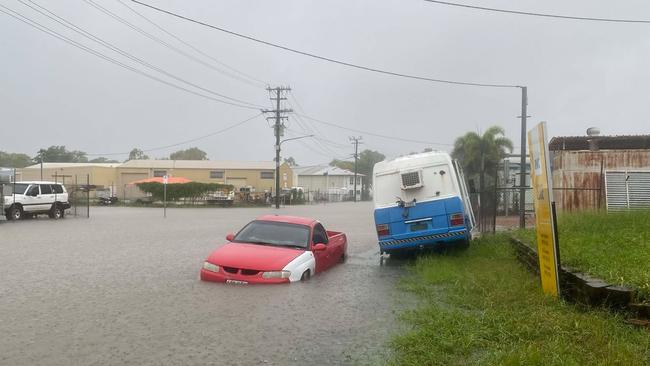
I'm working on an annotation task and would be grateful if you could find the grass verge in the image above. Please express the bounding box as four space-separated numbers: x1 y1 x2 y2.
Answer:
512 210 650 296
390 235 650 366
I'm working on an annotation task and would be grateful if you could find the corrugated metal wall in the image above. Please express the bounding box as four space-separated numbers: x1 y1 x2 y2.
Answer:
551 150 650 211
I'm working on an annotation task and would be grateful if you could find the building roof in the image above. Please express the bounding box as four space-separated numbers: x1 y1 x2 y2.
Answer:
549 135 650 151
23 162 121 169
292 165 364 177
120 160 277 170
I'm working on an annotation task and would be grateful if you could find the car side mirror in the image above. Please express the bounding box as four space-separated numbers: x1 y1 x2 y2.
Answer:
225 233 234 241
313 243 327 251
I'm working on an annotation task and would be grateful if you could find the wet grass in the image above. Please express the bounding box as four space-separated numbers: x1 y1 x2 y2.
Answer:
389 235 650 366
513 210 650 296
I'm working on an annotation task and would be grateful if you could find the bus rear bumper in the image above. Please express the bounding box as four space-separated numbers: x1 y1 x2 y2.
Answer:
378 229 468 252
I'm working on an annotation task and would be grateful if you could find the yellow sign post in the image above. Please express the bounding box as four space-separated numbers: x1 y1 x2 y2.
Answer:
527 122 560 297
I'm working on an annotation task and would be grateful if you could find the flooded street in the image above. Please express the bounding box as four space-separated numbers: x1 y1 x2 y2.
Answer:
0 202 406 365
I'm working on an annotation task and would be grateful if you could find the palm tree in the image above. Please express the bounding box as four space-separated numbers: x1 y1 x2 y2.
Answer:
452 126 513 231
451 126 513 176
452 125 514 185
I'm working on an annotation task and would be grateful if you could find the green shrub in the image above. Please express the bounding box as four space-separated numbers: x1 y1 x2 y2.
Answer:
135 182 232 202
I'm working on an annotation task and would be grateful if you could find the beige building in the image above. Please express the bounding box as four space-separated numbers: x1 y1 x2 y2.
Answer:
18 160 294 200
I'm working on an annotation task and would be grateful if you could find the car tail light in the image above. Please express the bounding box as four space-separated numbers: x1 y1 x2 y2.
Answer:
376 224 390 237
449 213 464 227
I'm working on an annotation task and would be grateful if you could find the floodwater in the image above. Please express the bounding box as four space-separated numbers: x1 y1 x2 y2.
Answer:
0 202 407 365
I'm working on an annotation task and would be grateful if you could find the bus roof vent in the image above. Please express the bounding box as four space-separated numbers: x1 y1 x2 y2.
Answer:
401 171 423 190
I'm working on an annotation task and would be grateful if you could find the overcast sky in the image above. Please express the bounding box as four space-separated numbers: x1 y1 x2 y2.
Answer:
2 0 649 165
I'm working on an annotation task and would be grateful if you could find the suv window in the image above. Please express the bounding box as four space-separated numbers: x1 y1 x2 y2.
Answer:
52 184 64 194
5 183 28 195
26 185 39 196
312 223 329 245
40 184 52 194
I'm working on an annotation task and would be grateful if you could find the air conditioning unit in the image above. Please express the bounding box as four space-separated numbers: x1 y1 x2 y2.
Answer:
400 170 423 190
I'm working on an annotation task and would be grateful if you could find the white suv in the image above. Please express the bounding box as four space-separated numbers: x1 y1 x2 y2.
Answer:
3 181 71 220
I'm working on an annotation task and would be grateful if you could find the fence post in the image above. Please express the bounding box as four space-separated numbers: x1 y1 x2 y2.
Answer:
492 165 499 233
74 175 78 217
86 174 90 218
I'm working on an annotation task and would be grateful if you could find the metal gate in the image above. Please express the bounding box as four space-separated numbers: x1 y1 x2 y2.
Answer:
605 170 650 211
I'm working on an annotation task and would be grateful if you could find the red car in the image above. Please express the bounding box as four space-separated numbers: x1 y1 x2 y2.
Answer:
200 215 348 284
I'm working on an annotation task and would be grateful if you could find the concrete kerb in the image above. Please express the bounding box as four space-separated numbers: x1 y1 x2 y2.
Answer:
508 237 649 327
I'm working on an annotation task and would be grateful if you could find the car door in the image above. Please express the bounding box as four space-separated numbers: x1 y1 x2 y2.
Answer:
326 231 345 264
39 184 55 211
22 185 40 212
311 223 333 273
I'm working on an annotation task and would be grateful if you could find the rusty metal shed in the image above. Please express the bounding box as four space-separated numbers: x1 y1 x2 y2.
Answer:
549 135 650 211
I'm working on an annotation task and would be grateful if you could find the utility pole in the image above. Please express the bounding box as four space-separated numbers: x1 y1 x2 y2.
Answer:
518 86 528 229
263 86 292 209
349 136 362 202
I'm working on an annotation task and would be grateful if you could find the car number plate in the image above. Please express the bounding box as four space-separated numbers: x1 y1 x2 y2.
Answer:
226 280 248 285
410 222 428 232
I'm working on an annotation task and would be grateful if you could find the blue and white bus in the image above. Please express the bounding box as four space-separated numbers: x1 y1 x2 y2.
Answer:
373 151 475 255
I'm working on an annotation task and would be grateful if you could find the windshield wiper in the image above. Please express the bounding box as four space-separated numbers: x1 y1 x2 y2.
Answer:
275 244 306 249
238 240 270 245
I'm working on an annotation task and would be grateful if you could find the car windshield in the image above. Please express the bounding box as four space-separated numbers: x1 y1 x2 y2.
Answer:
233 220 310 249
3 183 28 196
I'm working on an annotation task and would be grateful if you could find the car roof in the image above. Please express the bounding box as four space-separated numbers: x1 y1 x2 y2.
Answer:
255 215 317 226
16 181 62 185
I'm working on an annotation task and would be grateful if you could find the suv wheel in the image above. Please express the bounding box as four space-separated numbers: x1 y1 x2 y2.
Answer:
49 204 64 219
9 205 23 220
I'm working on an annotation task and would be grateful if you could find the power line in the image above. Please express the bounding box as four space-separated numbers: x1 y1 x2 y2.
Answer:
85 0 266 89
0 4 261 110
423 0 650 24
86 113 263 156
295 112 454 147
114 0 269 88
22 0 264 109
288 91 346 147
131 0 519 88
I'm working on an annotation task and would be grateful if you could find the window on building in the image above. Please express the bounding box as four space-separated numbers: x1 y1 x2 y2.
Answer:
210 170 224 179
260 171 274 179
153 170 166 177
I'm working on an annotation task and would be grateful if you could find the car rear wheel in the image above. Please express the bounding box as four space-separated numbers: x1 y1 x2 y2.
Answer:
49 204 64 219
9 205 23 220
300 270 311 281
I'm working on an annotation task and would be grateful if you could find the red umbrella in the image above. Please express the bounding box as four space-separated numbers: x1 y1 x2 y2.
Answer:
128 176 192 185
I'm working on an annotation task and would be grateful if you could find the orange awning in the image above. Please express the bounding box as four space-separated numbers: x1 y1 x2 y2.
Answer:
128 176 192 185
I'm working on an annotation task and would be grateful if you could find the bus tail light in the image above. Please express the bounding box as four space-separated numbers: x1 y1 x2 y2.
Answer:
449 213 464 227
376 224 390 237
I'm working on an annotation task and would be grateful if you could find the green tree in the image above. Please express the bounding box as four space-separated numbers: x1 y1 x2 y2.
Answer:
331 150 385 200
0 151 32 168
329 159 354 171
451 125 513 187
357 150 385 199
89 157 120 163
34 146 88 163
283 157 297 166
135 182 232 202
128 148 149 161
169 147 208 160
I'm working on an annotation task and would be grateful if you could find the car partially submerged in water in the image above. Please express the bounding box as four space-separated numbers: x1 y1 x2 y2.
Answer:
200 215 347 284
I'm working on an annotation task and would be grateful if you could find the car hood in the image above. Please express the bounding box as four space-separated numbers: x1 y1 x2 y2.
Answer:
206 242 305 271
